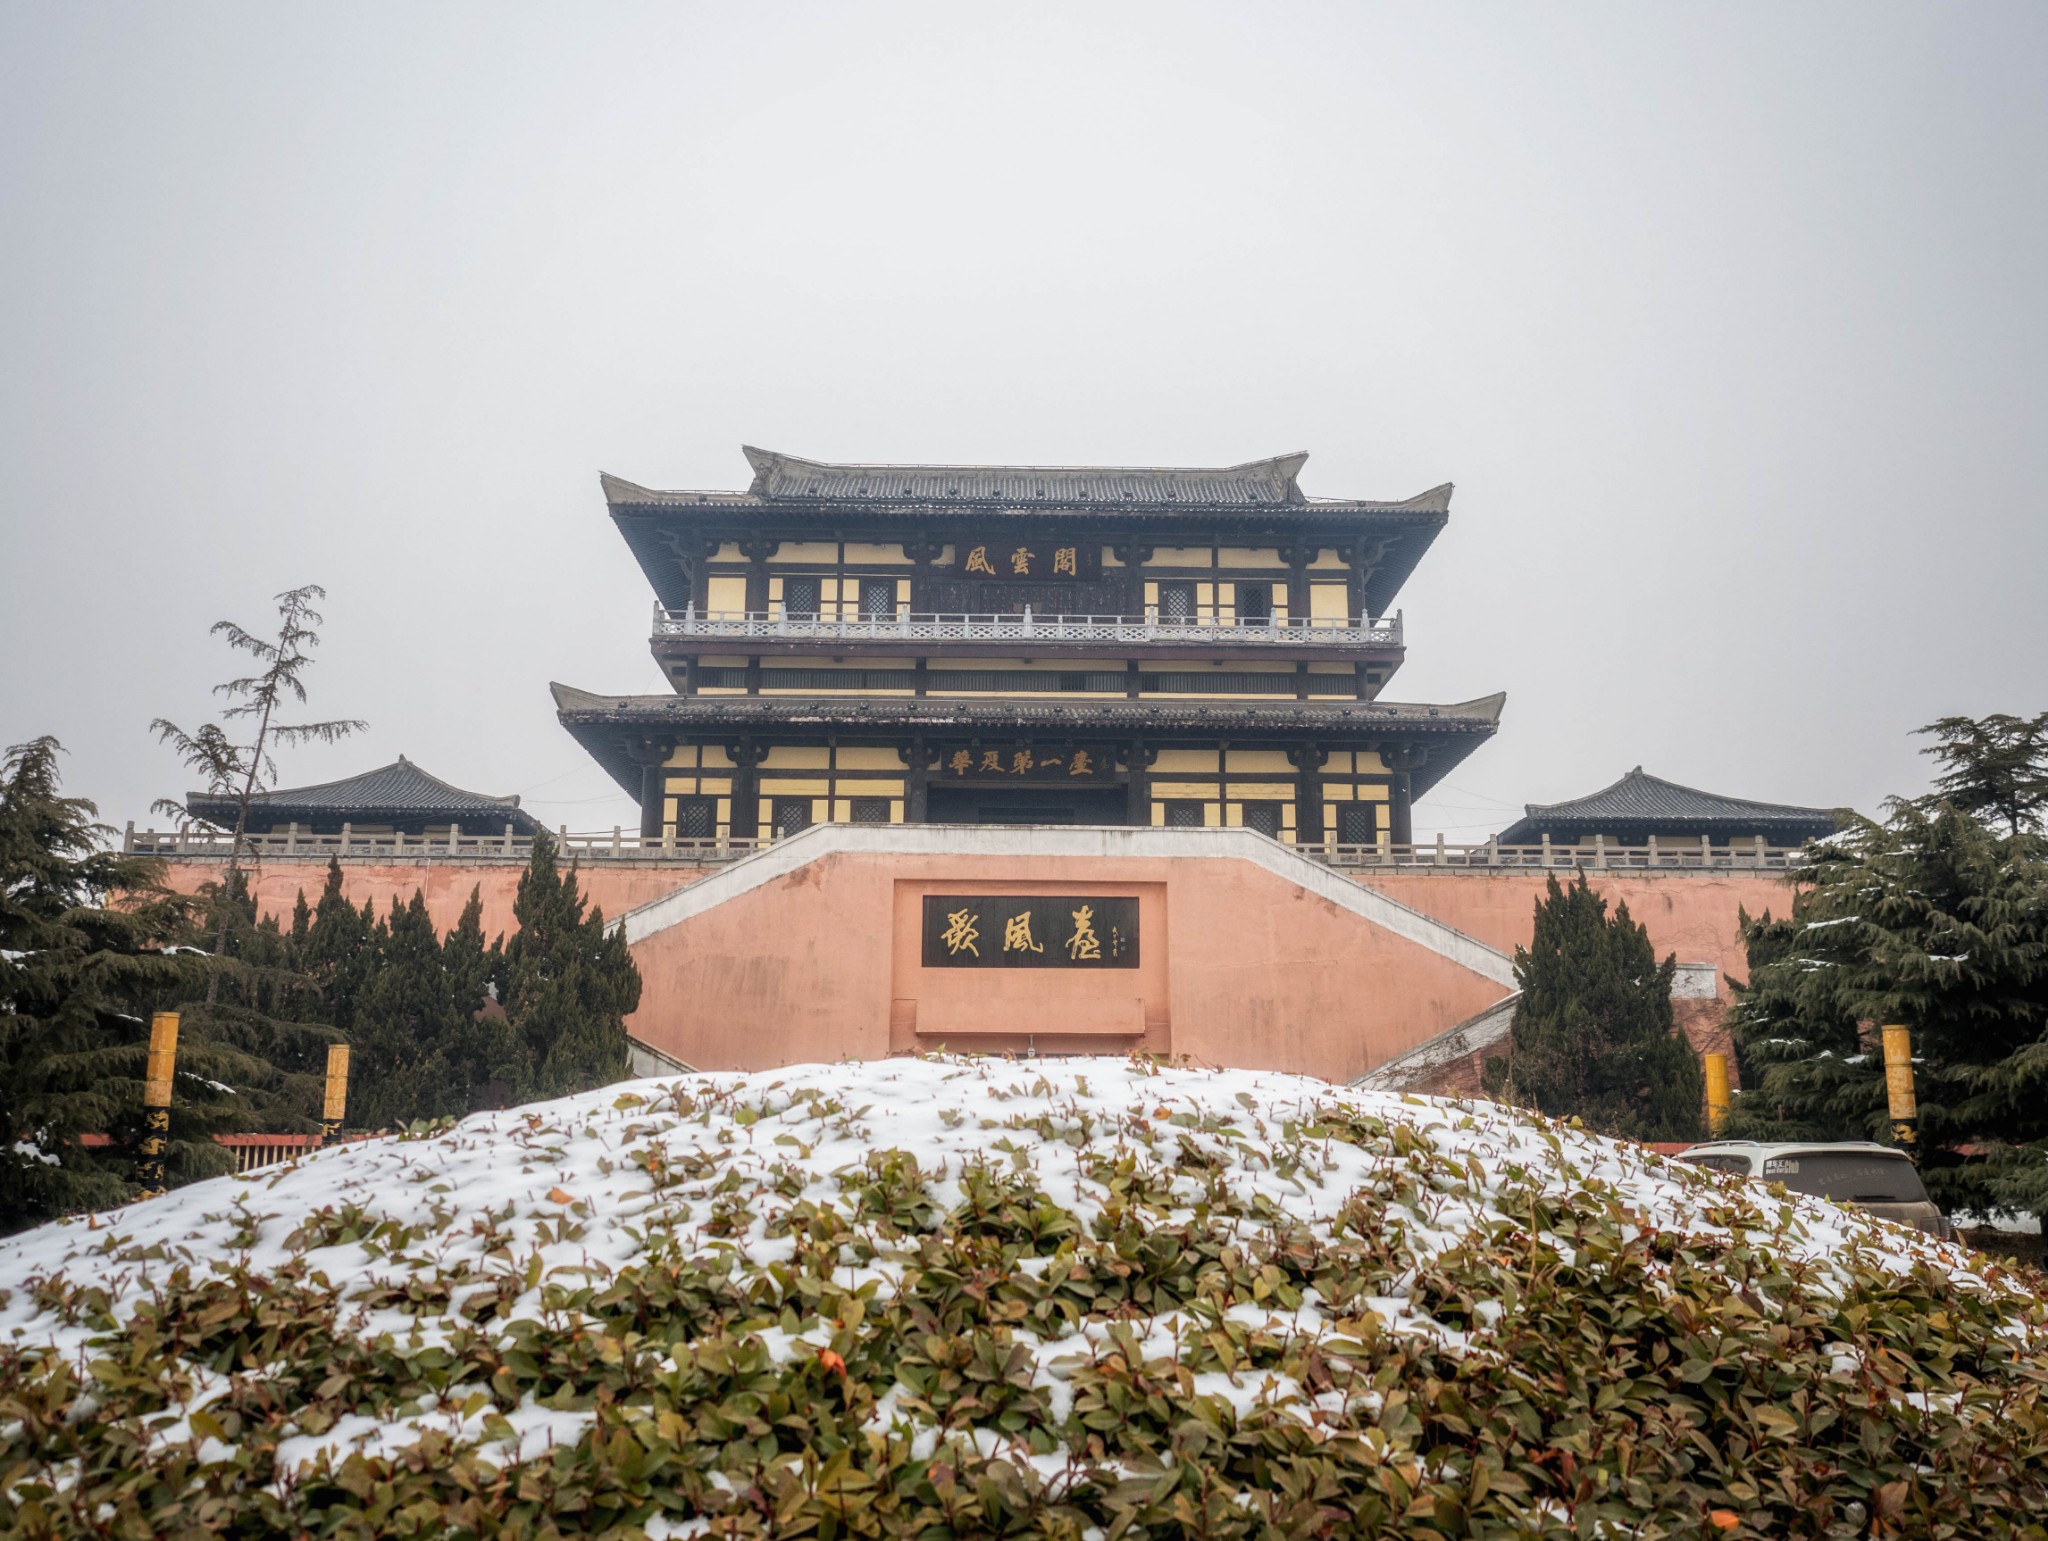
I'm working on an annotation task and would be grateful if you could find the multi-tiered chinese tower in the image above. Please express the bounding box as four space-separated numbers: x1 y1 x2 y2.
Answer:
554 446 1503 846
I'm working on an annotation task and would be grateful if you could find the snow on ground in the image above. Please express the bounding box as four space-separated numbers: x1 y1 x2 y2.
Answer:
0 1054 2031 1485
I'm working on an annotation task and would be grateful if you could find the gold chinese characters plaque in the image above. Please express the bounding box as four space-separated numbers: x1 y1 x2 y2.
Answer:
921 895 1138 969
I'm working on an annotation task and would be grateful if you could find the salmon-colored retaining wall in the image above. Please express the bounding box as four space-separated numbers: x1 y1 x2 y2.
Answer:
622 848 1510 1085
156 858 711 941
154 852 1793 1086
1365 871 1792 990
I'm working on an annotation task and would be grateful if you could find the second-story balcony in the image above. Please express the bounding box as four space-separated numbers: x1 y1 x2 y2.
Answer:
651 604 1404 649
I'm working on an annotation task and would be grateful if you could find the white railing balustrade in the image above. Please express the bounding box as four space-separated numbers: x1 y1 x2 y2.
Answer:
124 823 1810 872
651 605 1404 648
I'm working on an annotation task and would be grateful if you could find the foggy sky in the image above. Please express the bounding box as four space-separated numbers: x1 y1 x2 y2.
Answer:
4 2 2044 842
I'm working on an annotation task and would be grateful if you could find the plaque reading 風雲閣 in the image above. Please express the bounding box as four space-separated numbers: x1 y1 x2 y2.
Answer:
921 895 1139 969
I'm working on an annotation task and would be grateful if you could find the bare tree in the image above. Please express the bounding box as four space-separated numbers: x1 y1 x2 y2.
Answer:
152 585 365 994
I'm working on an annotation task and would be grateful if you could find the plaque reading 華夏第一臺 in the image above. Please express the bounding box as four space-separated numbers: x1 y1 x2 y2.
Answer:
921 895 1138 969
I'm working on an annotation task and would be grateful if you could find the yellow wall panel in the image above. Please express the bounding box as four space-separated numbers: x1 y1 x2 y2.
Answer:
842 543 913 565
768 542 838 563
1225 750 1293 772
1148 547 1212 568
763 746 831 768
705 576 747 611
833 747 903 769
1153 749 1221 771
1217 546 1285 569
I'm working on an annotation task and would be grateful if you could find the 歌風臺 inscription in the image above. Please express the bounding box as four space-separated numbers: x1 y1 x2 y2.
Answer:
921 895 1139 968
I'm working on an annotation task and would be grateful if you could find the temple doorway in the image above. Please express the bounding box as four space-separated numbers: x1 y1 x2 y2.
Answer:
924 786 1131 825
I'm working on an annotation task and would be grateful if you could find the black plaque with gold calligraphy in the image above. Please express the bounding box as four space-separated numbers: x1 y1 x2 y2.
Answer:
921 895 1139 968
953 541 1099 581
936 745 1116 781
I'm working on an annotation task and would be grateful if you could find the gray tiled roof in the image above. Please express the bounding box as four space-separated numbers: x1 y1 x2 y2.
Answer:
599 449 1453 514
186 757 538 832
1495 768 1838 843
552 684 1504 798
743 447 1312 505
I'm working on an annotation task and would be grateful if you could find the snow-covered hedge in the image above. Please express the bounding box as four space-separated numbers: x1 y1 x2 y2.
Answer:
2 1057 2045 1538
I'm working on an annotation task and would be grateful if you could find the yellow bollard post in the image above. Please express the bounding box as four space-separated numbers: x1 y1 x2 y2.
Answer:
321 1044 351 1144
136 1012 178 1198
1703 1052 1732 1135
1881 1025 1918 1161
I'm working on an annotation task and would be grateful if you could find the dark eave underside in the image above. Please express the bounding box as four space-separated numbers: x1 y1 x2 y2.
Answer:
553 685 1504 799
611 508 1444 620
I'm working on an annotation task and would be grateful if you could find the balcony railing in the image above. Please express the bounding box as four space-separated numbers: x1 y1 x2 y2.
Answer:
125 824 1809 872
652 605 1403 648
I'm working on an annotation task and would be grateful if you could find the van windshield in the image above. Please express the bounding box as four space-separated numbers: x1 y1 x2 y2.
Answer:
1759 1152 1928 1204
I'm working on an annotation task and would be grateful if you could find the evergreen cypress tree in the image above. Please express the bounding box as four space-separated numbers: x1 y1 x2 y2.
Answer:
501 832 638 1100
1722 904 1868 1140
133 862 346 1152
436 886 513 1114
1725 791 2048 1222
345 895 460 1129
0 738 205 1230
263 870 511 1132
1485 873 1703 1141
1913 711 2048 837
296 858 375 1036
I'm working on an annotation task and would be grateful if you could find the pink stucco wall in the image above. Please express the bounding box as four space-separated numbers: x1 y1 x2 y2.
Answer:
153 852 1791 1086
1363 871 1791 1001
624 850 1510 1084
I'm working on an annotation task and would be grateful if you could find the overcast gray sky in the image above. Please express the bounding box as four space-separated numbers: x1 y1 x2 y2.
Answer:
4 2 2044 841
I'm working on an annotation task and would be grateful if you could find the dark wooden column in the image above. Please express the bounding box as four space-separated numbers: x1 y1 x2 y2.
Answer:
1282 544 1313 624
1125 741 1158 825
1287 742 1328 843
740 536 778 614
688 540 712 614
624 735 677 839
1346 536 1393 624
726 740 769 839
1382 743 1429 847
900 739 930 822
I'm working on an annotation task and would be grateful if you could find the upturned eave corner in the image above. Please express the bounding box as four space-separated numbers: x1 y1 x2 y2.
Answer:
599 471 659 505
1455 690 1508 724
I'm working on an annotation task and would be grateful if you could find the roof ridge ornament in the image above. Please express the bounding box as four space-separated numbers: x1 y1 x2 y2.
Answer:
732 446 1316 504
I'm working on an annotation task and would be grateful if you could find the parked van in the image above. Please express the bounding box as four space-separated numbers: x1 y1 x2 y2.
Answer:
1676 1141 1951 1238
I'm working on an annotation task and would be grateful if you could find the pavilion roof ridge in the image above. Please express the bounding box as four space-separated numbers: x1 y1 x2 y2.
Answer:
599 450 1454 513
186 756 526 817
1514 766 1838 824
